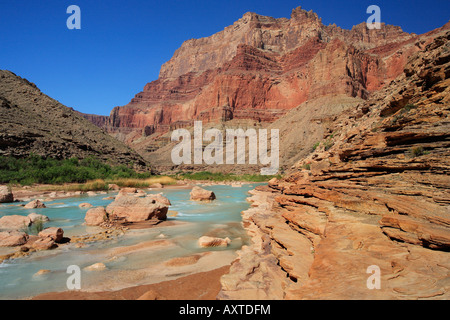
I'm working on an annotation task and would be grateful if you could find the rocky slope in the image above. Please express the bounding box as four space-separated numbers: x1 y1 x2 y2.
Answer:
0 70 146 167
219 31 450 300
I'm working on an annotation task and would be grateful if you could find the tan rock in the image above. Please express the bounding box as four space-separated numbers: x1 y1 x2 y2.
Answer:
190 186 216 202
146 193 171 206
108 184 120 191
79 203 93 208
165 254 203 267
38 227 64 243
0 185 14 203
137 290 164 300
119 188 137 194
32 237 56 250
198 236 230 248
84 262 106 271
85 207 108 226
34 269 51 276
0 231 29 247
0 215 32 231
27 213 50 223
24 200 46 209
106 194 168 222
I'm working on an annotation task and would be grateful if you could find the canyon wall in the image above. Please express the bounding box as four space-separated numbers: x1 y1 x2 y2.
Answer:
105 7 422 139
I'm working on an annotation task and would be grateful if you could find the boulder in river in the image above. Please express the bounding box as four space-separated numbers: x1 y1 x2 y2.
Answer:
24 200 46 209
190 186 216 202
198 236 231 248
85 207 108 226
106 193 168 222
27 213 50 223
0 215 32 231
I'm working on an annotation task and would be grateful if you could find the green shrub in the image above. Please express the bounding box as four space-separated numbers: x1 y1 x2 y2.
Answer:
312 142 320 152
0 154 151 185
302 163 311 170
324 139 334 151
29 218 45 235
403 104 417 112
409 146 427 157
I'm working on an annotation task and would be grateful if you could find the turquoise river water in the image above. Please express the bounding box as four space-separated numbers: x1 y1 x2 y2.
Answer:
0 184 261 299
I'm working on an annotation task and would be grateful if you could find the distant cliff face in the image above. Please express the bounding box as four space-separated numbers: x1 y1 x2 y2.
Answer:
105 6 427 138
77 112 109 128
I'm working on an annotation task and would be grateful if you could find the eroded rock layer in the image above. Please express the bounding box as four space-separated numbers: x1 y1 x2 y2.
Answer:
219 31 450 300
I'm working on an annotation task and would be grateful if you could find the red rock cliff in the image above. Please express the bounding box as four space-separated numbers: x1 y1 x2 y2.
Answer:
106 7 442 138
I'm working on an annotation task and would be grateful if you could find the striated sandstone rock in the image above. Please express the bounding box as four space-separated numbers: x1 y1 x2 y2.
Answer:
220 32 450 300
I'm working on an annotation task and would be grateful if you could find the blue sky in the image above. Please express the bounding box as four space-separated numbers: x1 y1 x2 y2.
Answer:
0 0 449 116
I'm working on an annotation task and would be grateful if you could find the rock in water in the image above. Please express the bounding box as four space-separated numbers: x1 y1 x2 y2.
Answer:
85 207 108 226
0 186 14 203
79 203 93 208
146 193 171 206
0 215 32 231
38 227 64 243
198 236 231 248
190 186 216 202
106 194 168 222
24 200 46 209
84 263 107 271
27 213 50 223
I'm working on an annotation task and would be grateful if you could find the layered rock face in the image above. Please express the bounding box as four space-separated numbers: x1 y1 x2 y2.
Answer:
219 32 450 300
105 7 426 139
